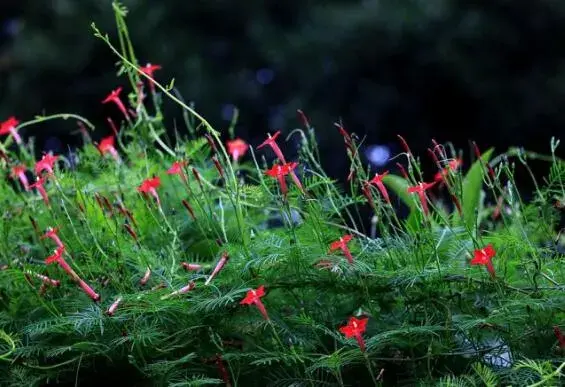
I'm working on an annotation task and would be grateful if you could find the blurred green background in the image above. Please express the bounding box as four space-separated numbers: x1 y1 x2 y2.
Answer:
0 0 563 181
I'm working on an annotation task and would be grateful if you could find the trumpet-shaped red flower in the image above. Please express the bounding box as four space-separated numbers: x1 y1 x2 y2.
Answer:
205 252 229 285
227 138 249 162
98 135 121 163
257 131 285 162
45 246 100 301
11 165 30 191
434 158 462 182
141 63 162 92
102 87 129 119
240 285 269 320
258 132 305 194
0 116 22 145
369 171 390 203
329 234 354 264
29 176 50 205
167 161 188 183
35 154 58 175
41 227 64 249
407 182 436 216
470 244 496 278
138 176 161 207
265 162 298 198
339 316 368 352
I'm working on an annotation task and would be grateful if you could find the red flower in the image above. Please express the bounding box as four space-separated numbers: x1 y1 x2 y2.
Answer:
11 165 30 191
138 176 161 207
470 244 496 278
41 227 64 249
205 252 229 285
141 63 161 92
329 234 354 264
35 153 58 175
167 161 187 175
98 135 121 163
240 285 269 320
0 116 22 145
227 138 249 162
167 161 188 183
257 131 285 162
339 316 369 352
265 162 298 198
102 87 129 119
45 246 100 301
258 132 305 194
369 171 390 203
29 176 50 205
407 182 436 216
434 158 462 182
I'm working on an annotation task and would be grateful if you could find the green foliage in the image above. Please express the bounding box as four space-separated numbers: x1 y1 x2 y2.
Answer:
0 3 564 386
461 148 494 231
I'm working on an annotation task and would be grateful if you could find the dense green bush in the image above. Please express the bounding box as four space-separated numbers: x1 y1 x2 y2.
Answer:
1 3 565 386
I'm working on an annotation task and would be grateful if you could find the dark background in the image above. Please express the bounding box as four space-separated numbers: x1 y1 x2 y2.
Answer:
0 0 563 185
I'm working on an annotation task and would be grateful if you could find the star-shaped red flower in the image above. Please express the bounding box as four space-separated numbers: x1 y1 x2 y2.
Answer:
0 116 19 135
35 154 58 175
138 176 161 192
227 138 249 162
102 86 129 119
240 285 269 320
407 181 436 216
265 162 298 197
470 244 497 278
167 160 188 175
339 316 369 352
329 234 354 264
98 135 115 154
368 171 390 203
138 177 162 207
